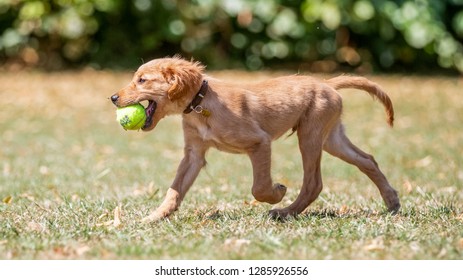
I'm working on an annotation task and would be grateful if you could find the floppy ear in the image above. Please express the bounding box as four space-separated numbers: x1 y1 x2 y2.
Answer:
163 67 187 101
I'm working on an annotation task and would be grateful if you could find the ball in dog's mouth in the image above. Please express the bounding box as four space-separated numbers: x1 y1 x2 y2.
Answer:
142 100 156 130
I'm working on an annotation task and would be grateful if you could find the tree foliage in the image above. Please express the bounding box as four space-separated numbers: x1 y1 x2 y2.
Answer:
1 0 463 72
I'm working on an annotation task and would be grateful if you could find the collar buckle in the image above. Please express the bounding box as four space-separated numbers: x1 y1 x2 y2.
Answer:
192 105 211 117
183 80 209 116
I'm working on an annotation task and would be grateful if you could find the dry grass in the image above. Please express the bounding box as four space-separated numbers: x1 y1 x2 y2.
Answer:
0 69 462 259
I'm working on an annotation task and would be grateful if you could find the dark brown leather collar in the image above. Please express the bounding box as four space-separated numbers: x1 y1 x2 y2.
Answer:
183 80 208 114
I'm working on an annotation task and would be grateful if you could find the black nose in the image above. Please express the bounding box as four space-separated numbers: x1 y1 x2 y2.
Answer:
110 94 119 104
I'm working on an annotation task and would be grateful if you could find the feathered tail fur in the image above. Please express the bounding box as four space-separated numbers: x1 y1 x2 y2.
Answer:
326 76 394 127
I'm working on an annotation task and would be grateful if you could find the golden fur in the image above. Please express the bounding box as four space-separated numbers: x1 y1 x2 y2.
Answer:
111 57 400 222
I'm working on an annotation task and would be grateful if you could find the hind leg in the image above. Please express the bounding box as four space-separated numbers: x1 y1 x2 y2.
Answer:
269 123 324 219
323 123 400 213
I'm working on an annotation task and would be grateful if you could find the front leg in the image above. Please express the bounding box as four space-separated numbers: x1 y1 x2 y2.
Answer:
142 136 207 223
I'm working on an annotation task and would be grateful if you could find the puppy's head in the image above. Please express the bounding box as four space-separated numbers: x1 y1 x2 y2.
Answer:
110 56 205 131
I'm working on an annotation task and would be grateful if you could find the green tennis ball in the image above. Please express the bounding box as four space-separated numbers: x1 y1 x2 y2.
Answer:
116 104 146 130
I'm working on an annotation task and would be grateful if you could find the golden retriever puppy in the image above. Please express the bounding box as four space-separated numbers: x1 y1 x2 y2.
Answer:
110 56 400 222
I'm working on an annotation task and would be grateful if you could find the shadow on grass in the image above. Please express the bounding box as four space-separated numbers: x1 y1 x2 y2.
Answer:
195 207 385 224
177 198 462 224
302 208 383 218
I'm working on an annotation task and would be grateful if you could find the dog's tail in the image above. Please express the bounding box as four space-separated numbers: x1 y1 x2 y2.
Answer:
326 75 394 127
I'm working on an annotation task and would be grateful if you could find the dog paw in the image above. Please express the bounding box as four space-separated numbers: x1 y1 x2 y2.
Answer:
272 183 287 203
274 183 287 192
141 211 168 223
252 183 287 204
383 190 401 214
386 200 401 214
268 208 296 221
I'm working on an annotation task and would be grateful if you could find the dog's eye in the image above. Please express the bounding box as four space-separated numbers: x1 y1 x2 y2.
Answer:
138 77 147 84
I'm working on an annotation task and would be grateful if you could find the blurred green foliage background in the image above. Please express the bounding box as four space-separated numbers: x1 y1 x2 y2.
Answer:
1 0 463 72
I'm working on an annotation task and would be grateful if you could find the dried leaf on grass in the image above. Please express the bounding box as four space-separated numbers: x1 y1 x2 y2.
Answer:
338 205 350 215
437 248 448 258
414 156 433 168
75 245 91 256
96 205 123 228
403 180 414 194
223 238 251 251
113 204 122 227
96 220 114 227
19 193 35 201
2 195 12 204
244 200 260 206
53 244 90 258
132 181 156 197
363 236 385 251
98 210 109 220
458 238 463 250
26 221 47 233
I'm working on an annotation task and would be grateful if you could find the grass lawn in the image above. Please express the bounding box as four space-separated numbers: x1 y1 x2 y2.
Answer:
0 70 462 259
